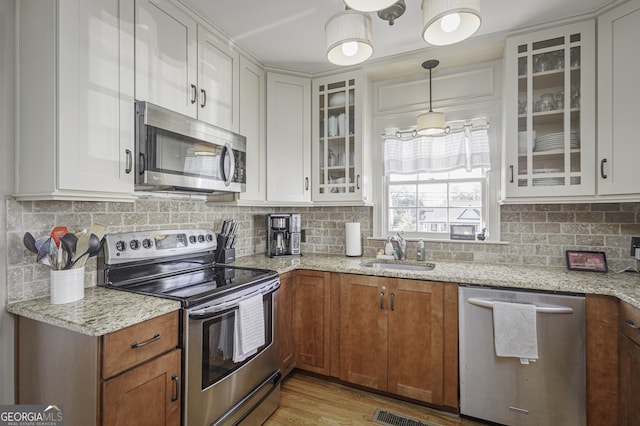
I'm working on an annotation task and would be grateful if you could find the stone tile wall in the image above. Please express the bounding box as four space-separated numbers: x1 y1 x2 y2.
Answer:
5 197 639 303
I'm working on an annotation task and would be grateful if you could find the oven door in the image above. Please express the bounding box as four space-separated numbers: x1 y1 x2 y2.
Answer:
184 278 280 426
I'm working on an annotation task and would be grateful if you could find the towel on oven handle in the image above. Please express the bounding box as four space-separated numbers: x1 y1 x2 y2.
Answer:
233 294 265 363
492 301 539 363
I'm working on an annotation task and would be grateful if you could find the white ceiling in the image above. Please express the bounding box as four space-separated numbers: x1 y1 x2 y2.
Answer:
179 0 620 76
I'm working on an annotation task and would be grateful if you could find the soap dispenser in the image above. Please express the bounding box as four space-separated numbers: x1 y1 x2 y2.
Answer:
416 239 425 261
384 237 394 256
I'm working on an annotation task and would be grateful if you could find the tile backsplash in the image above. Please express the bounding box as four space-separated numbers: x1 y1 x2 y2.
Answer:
5 197 639 303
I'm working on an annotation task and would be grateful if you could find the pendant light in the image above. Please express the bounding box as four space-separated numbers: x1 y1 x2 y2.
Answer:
422 0 481 46
344 0 397 12
325 10 373 66
416 59 449 136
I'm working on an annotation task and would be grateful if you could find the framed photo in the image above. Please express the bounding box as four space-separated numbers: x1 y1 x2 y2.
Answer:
565 250 608 272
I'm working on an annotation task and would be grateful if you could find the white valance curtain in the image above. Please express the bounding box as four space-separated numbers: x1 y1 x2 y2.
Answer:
383 117 490 175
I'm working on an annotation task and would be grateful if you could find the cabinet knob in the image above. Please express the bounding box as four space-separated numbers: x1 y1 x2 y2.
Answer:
171 374 179 402
390 292 395 311
356 175 361 190
130 333 160 349
509 165 514 183
125 149 132 174
200 89 207 108
626 319 640 331
380 291 385 310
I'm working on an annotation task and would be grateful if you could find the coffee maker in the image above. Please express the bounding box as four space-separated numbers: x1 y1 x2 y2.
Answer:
266 213 301 257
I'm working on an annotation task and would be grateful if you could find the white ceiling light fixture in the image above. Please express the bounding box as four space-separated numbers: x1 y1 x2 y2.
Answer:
417 59 450 136
422 0 481 46
344 0 398 12
325 10 373 66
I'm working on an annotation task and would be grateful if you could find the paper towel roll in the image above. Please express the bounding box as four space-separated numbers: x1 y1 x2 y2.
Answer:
345 222 361 257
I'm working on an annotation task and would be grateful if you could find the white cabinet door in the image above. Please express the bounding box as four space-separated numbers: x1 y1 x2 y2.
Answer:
197 26 240 132
504 21 596 201
16 0 134 200
266 73 312 204
135 0 198 118
238 57 266 203
597 0 640 196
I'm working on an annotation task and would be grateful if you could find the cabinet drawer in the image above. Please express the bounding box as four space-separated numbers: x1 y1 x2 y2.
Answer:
620 301 640 345
103 311 179 378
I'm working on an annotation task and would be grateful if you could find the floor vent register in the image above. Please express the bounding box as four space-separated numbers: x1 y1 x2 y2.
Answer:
373 409 439 426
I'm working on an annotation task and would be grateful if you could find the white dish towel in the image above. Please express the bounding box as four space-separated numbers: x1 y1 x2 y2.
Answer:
493 301 539 364
233 294 265 363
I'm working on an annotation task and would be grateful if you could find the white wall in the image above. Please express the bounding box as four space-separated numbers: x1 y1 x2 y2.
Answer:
0 0 16 404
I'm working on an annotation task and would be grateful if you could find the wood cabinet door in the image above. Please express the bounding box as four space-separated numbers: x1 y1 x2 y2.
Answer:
294 271 330 374
387 279 444 405
338 274 388 391
278 272 295 377
619 334 640 425
103 349 181 426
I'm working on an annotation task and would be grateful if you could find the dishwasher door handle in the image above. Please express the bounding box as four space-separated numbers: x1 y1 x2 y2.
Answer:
467 297 574 314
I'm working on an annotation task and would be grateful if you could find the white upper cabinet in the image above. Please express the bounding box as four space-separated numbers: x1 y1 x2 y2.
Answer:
266 73 312 204
504 21 596 202
597 0 640 197
16 0 135 201
197 27 240 133
312 71 372 205
135 0 198 118
135 0 239 132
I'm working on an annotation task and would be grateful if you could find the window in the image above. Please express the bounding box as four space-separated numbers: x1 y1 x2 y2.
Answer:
383 118 490 239
387 168 487 238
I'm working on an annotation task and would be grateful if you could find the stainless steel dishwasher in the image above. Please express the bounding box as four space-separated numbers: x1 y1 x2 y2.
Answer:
458 285 586 426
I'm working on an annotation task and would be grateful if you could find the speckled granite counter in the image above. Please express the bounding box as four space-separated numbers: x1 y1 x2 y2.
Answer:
234 253 640 308
6 287 180 336
7 253 640 336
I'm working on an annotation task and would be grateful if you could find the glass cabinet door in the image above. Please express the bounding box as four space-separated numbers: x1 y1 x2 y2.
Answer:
317 79 357 196
505 21 595 199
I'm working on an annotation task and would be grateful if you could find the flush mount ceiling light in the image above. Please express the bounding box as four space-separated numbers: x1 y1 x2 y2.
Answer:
325 10 373 66
417 59 450 136
422 0 481 46
344 0 398 12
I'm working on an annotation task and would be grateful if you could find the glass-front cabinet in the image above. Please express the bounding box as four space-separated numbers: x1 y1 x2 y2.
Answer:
312 71 371 204
504 21 595 201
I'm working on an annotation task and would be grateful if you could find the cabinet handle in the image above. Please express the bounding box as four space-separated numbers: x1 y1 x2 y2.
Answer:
190 84 197 104
130 333 160 349
390 293 395 311
138 153 146 176
305 177 309 191
380 291 385 310
171 374 179 402
200 89 207 108
600 159 608 179
356 175 361 190
125 149 132 174
626 319 640 331
509 165 514 183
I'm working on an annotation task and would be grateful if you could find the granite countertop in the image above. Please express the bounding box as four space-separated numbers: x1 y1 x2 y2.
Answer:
234 253 640 308
7 253 640 336
6 287 181 337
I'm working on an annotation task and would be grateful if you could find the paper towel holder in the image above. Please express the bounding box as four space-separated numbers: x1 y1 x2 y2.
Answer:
345 222 362 257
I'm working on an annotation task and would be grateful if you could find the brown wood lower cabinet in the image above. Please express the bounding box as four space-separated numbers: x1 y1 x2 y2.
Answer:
103 349 181 426
278 271 295 377
619 301 640 425
338 274 456 408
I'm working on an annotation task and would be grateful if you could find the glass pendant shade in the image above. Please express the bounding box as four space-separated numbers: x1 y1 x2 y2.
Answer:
422 0 481 46
417 111 447 135
326 10 373 66
344 0 398 12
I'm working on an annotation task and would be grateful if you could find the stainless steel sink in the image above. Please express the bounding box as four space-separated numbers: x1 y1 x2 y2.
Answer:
360 261 435 272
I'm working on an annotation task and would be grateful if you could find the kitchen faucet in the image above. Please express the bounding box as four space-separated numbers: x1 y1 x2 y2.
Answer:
390 232 406 260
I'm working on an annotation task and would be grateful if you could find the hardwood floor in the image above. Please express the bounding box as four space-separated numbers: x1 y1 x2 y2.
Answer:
264 371 486 425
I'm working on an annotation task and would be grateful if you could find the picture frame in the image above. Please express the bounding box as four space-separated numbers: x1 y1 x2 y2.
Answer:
565 250 608 272
450 224 476 241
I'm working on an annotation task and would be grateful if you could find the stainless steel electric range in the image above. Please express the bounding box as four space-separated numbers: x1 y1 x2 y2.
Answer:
97 229 281 426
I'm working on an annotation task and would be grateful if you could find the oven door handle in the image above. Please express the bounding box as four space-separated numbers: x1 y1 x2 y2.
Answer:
189 280 280 320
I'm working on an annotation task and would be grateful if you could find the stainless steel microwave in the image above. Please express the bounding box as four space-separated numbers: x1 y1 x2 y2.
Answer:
135 101 246 193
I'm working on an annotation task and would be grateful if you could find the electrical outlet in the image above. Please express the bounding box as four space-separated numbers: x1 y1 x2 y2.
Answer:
631 236 640 256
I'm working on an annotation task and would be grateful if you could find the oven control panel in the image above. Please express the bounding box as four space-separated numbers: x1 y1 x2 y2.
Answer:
102 229 217 264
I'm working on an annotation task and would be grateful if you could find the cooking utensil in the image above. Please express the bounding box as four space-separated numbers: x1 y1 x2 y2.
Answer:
70 233 100 268
23 232 38 254
50 226 68 248
60 233 78 270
